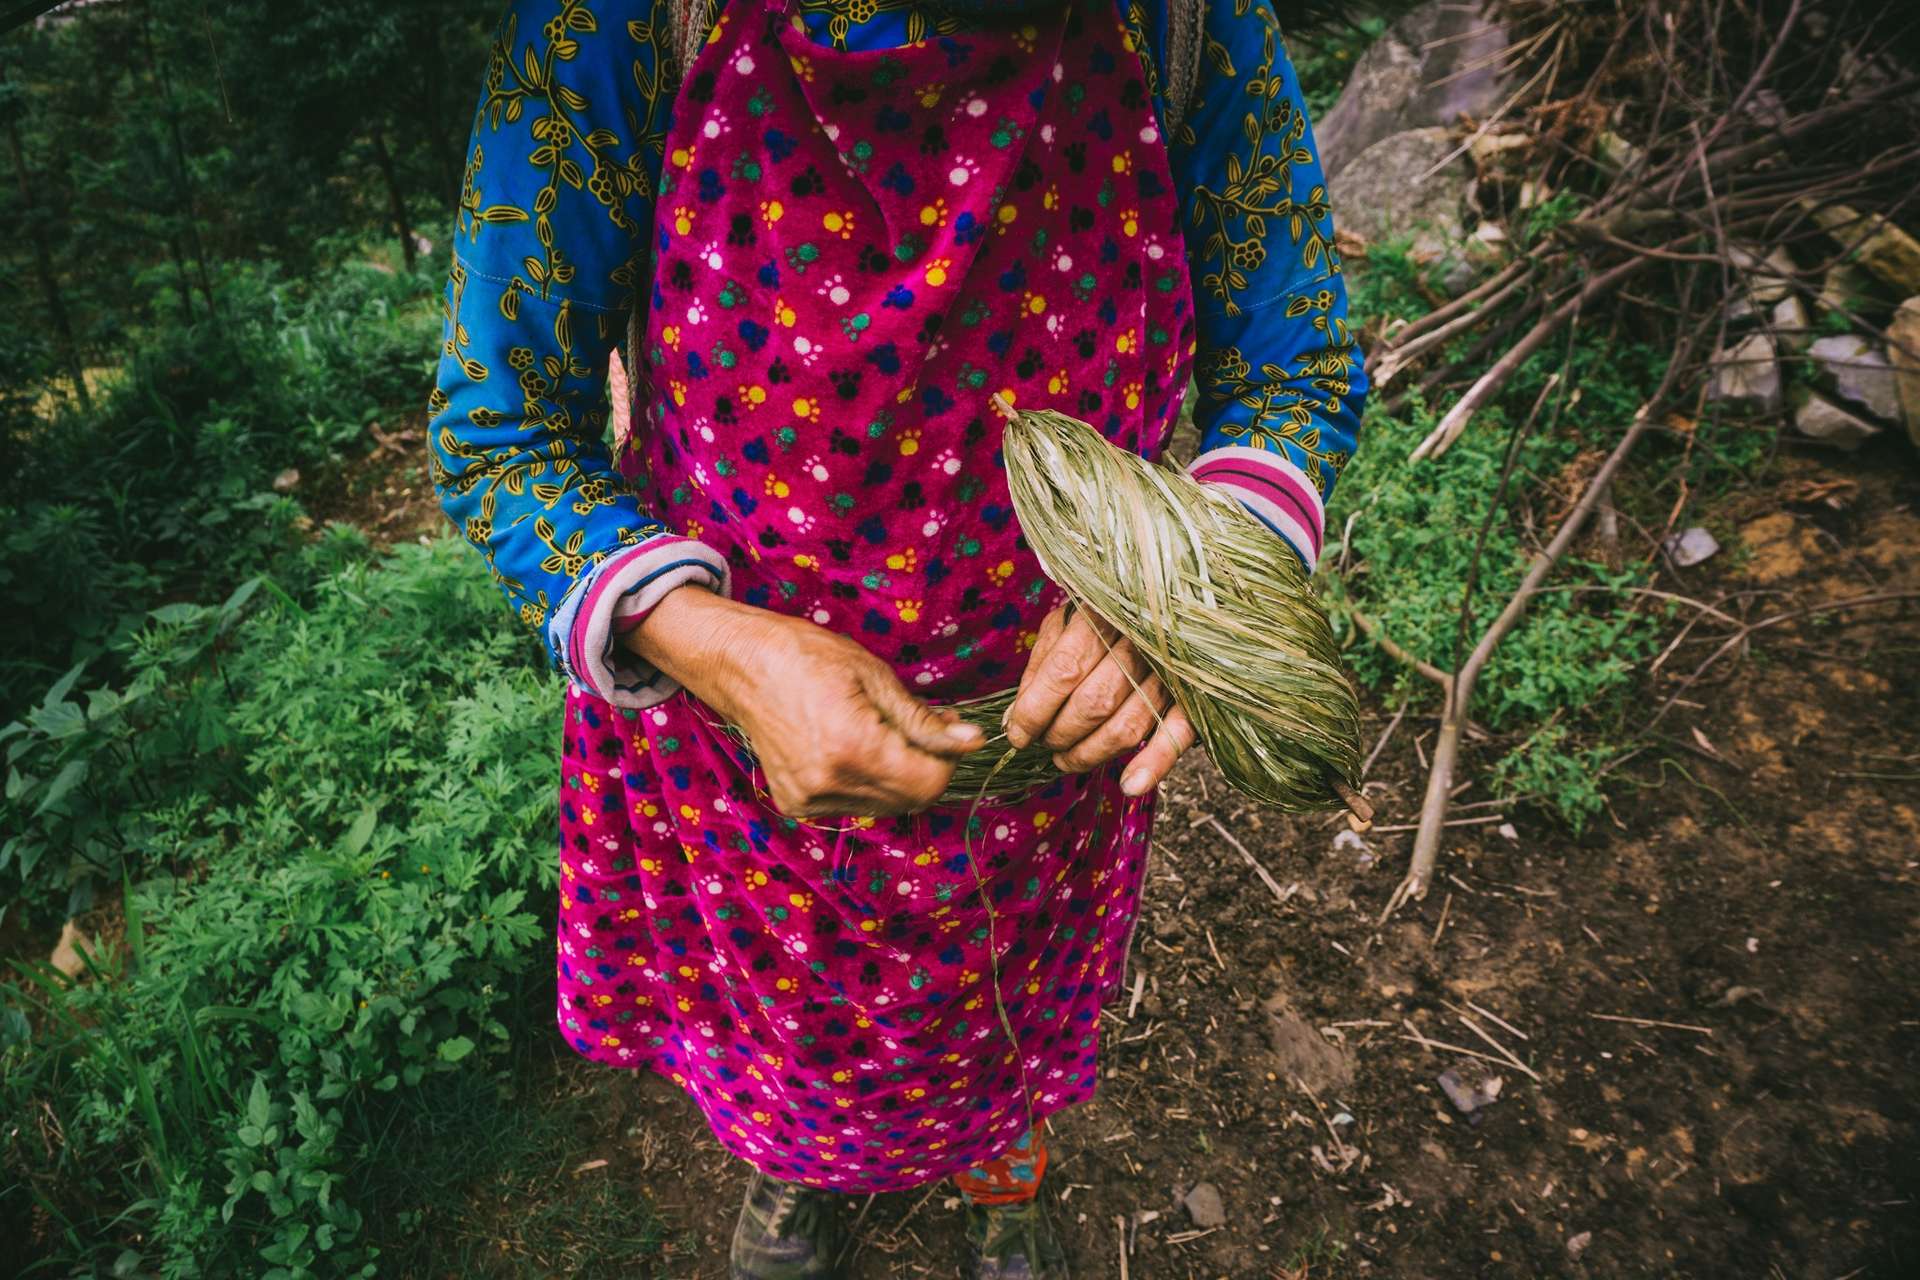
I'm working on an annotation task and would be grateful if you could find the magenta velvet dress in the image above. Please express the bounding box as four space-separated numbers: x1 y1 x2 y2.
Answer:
554 0 1195 1190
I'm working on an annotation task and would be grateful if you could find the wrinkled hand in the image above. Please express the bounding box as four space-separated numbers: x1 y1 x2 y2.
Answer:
1004 603 1196 796
623 588 983 817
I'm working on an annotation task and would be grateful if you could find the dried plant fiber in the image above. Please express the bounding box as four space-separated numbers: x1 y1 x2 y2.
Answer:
981 404 1363 812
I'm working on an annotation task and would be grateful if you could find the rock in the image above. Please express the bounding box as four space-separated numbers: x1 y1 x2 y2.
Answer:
1771 294 1813 353
1791 388 1882 450
1182 1181 1227 1229
1663 527 1720 568
1331 127 1470 257
1315 1 1509 177
1724 243 1798 322
1819 260 1899 319
1808 334 1901 421
1706 333 1782 415
50 920 93 979
1437 1063 1504 1126
1566 1230 1594 1261
1262 993 1354 1092
272 468 301 494
1592 129 1644 177
1885 297 1920 446
1809 205 1920 294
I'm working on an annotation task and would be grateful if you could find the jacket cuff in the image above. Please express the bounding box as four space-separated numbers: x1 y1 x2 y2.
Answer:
1188 445 1325 572
548 535 733 708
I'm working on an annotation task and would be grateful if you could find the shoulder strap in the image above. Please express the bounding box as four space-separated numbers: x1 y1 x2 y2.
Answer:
1162 0 1206 138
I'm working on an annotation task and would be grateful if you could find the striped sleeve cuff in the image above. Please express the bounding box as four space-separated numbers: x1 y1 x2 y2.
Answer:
547 535 732 709
1188 445 1325 572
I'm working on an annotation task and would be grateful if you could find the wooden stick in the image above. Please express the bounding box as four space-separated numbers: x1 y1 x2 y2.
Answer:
1454 1012 1542 1082
1205 816 1292 906
1591 1013 1713 1035
1410 254 1657 462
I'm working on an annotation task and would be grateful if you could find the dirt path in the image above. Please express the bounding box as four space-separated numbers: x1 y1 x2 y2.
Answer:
479 443 1920 1280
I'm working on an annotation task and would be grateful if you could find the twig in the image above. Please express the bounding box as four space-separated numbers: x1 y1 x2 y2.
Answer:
1384 258 1531 349
1362 705 1407 777
1347 610 1452 688
1400 1020 1516 1073
1386 382 1685 918
1591 1013 1713 1036
1204 816 1292 906
1453 1012 1542 1082
1639 590 1920 735
1463 1000 1529 1042
1430 892 1453 946
1116 1215 1130 1280
1411 254 1657 461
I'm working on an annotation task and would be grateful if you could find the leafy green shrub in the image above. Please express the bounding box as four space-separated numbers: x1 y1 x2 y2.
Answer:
0 257 439 722
1330 260 1677 826
3 537 561 1278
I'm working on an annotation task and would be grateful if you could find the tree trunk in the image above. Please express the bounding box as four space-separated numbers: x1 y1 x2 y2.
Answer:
369 125 416 271
2 71 91 412
140 0 218 317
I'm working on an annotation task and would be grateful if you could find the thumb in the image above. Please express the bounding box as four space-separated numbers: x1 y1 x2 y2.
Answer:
860 666 985 757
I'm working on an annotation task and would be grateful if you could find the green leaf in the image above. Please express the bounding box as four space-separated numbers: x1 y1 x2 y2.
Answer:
248 1076 271 1129
437 1035 476 1063
34 759 87 816
342 807 379 856
44 661 86 707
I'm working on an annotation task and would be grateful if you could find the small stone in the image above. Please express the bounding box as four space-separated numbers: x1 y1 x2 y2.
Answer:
1182 1181 1227 1229
1792 388 1882 450
1663 526 1720 568
1707 333 1782 415
1728 243 1798 307
1808 334 1901 421
1771 294 1812 353
272 468 301 494
1332 828 1371 856
1497 822 1519 842
1567 1230 1594 1260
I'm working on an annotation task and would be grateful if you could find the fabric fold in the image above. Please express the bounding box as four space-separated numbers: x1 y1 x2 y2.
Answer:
1188 443 1325 572
549 535 733 708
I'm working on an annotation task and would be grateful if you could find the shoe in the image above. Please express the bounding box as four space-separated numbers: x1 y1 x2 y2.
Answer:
965 1196 1070 1280
728 1169 846 1280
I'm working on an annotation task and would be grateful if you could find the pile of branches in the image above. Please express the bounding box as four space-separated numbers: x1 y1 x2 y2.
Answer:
1356 0 1920 914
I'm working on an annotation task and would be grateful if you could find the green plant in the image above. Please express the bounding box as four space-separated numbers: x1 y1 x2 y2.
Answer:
3 538 562 1277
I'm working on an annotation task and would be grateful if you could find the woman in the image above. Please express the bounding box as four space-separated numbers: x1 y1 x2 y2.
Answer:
430 0 1364 1274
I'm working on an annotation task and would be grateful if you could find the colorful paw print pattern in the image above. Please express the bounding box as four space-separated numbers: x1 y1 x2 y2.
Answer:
556 0 1189 1191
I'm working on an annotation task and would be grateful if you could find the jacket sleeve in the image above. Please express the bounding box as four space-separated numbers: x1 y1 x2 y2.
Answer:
428 0 730 707
1165 0 1367 572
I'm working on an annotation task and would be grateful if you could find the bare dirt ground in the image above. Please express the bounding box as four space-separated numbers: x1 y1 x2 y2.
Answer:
480 437 1919 1280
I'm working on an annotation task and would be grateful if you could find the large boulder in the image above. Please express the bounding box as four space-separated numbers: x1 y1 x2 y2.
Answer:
1330 126 1471 258
1314 0 1510 178
1888 297 1920 447
1792 388 1881 450
1807 334 1901 422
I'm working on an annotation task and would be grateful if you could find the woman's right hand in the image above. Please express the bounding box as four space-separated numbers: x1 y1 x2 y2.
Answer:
621 587 983 817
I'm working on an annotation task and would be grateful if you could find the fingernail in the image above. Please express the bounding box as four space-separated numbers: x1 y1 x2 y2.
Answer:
1120 768 1148 796
1005 725 1029 749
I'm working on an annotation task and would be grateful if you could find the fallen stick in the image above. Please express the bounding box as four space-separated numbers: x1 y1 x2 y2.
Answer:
1591 1013 1713 1035
1453 1012 1542 1082
1411 254 1656 461
1204 815 1293 906
1385 384 1682 920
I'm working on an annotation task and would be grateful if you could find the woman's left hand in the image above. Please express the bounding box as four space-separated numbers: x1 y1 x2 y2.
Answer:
1004 603 1196 796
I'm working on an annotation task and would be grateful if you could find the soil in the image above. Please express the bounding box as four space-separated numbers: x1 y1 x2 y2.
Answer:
501 436 1920 1279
